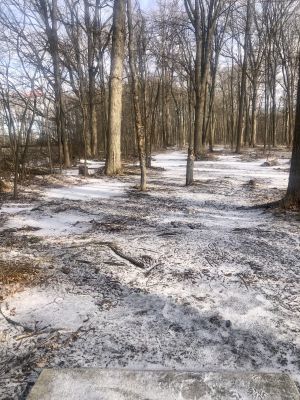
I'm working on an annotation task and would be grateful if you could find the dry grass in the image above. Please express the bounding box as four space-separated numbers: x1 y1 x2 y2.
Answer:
0 259 39 286
0 179 12 193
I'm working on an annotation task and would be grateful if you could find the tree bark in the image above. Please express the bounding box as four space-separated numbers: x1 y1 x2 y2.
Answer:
47 0 71 167
105 0 126 175
127 0 147 191
236 0 251 153
284 56 300 207
250 80 257 147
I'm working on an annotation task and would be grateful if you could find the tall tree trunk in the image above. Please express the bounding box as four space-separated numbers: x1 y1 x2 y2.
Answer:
61 101 71 167
244 91 250 146
84 0 98 158
250 80 257 147
264 63 270 153
48 0 71 168
236 0 251 153
194 66 209 157
186 76 194 186
271 69 277 147
192 2 203 159
285 56 300 207
105 0 125 175
208 107 215 152
127 0 146 191
13 136 20 199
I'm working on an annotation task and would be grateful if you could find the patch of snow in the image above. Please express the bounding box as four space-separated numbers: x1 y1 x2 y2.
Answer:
152 151 288 189
45 179 127 201
2 287 99 332
63 161 105 176
2 211 91 236
79 160 104 167
0 203 33 214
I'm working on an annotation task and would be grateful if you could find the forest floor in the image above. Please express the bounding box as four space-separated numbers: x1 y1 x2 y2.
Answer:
0 147 299 399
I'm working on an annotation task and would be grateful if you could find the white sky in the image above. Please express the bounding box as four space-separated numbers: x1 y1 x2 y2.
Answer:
139 0 156 11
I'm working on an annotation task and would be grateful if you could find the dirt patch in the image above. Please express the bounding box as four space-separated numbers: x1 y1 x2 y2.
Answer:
30 174 84 188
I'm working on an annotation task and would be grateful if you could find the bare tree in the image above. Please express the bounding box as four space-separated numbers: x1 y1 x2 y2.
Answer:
0 46 39 198
35 0 71 167
185 0 228 184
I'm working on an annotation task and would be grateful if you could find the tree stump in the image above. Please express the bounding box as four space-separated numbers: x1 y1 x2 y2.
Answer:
186 150 194 186
79 164 89 176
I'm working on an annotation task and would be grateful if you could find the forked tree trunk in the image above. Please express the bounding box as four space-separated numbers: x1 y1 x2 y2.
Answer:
105 0 125 176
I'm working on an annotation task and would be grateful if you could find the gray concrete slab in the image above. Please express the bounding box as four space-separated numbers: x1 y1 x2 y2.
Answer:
27 369 300 400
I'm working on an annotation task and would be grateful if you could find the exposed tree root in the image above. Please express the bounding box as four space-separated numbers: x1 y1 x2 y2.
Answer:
239 199 299 211
280 196 300 211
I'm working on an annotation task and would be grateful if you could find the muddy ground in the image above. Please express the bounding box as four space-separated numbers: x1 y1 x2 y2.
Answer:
0 148 299 399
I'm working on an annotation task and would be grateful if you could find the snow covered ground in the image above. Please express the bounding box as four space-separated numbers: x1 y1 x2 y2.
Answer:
45 179 127 201
0 149 299 399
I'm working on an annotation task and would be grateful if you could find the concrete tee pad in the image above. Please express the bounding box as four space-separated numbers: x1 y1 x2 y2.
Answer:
27 369 300 400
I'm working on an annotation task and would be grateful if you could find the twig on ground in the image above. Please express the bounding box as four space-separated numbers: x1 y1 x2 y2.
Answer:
237 273 249 290
144 263 163 277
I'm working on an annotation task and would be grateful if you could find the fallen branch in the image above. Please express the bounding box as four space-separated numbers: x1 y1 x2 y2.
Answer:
62 240 145 269
99 241 145 269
